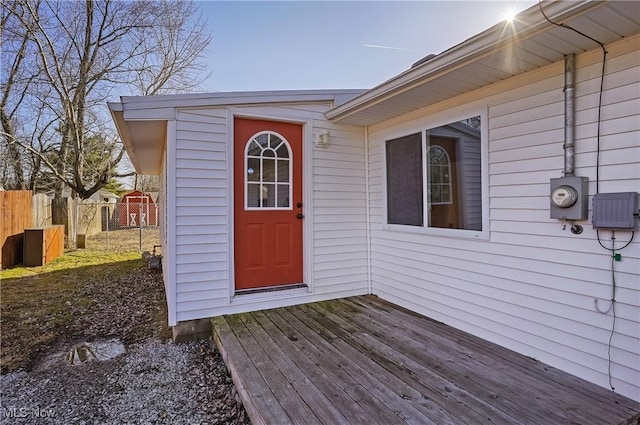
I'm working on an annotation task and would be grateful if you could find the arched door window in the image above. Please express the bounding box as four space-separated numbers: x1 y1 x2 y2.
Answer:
245 131 292 209
427 145 452 205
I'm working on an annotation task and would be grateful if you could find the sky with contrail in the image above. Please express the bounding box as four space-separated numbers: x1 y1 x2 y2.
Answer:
198 1 536 91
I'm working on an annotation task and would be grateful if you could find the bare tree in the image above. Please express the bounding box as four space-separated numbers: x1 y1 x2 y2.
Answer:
134 174 160 193
0 0 211 198
131 1 210 96
0 1 41 189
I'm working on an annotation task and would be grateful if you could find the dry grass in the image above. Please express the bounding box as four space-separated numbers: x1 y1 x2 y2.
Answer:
0 247 170 374
84 227 162 253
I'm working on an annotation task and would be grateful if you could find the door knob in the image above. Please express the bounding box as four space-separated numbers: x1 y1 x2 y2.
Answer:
296 213 304 219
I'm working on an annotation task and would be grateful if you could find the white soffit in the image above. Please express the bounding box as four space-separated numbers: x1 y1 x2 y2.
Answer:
326 1 640 126
126 120 166 175
109 105 166 175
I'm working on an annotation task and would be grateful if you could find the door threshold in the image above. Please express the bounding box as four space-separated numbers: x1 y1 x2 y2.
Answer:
235 283 308 296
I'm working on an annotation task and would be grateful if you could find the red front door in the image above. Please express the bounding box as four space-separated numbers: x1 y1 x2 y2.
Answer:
233 118 303 291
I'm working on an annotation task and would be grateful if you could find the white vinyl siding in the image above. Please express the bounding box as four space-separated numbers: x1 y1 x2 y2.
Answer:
174 109 230 321
366 35 640 401
159 147 168 293
311 122 369 295
171 102 368 322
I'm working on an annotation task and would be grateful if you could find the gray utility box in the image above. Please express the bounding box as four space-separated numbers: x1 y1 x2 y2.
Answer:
592 192 639 230
550 176 589 220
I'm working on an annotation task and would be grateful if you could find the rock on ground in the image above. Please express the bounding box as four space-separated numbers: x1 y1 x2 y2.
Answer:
0 339 249 424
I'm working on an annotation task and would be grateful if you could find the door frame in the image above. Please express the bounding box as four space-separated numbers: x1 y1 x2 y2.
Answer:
227 110 314 301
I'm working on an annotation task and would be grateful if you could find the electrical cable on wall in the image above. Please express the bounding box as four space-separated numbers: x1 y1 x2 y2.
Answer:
538 1 608 195
593 231 635 391
538 1 629 393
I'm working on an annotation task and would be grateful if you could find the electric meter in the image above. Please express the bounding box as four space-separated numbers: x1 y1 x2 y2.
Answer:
549 176 588 220
550 185 578 208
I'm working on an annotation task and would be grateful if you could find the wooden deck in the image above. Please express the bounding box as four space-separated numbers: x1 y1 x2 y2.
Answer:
211 295 640 425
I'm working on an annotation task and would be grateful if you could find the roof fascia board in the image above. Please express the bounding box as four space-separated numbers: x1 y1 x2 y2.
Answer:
123 107 176 121
118 89 366 111
107 101 123 112
325 0 600 122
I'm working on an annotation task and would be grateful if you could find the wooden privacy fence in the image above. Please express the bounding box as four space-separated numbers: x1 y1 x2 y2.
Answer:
2 192 159 268
0 190 33 269
32 193 52 227
36 197 102 248
33 196 106 245
3 194 162 256
76 200 114 237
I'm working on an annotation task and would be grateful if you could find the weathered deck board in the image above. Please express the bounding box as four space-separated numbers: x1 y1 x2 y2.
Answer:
211 315 294 425
351 296 639 420
331 298 602 423
212 295 640 425
263 308 412 425
299 301 517 424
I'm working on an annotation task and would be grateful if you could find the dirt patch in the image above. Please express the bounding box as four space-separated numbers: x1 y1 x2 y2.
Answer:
1 253 143 373
66 262 172 345
1 254 249 424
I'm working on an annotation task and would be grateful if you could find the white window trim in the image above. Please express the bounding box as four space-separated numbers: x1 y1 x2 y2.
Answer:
381 107 490 241
243 130 293 211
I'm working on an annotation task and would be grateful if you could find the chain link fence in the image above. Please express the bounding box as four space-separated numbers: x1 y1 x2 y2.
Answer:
75 201 160 253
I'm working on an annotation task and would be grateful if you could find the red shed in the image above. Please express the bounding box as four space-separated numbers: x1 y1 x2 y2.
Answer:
118 190 158 227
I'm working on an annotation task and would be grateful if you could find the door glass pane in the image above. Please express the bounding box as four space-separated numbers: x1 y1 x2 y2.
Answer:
276 143 289 158
431 185 442 203
247 157 260 182
277 159 289 183
269 134 283 149
277 184 290 207
247 183 260 207
262 158 276 183
262 183 275 207
255 133 268 149
430 165 440 182
247 140 262 157
245 131 294 209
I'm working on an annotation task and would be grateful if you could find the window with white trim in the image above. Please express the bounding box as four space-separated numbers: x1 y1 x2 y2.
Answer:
245 131 292 210
386 115 483 231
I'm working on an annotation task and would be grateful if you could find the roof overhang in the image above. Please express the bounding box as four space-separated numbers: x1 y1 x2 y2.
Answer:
326 1 640 126
109 103 167 175
108 90 365 175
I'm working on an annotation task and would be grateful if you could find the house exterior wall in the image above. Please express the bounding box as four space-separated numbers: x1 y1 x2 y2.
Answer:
366 35 640 401
158 145 172 319
168 102 368 323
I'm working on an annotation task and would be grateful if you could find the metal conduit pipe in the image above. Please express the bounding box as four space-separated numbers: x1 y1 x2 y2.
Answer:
564 53 576 177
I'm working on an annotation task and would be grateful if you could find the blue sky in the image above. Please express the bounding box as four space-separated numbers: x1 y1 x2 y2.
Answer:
198 1 537 92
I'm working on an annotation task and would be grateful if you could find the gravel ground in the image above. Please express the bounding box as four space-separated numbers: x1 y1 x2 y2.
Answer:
1 340 247 424
1 258 249 424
